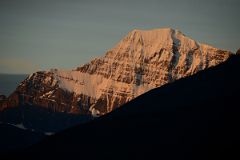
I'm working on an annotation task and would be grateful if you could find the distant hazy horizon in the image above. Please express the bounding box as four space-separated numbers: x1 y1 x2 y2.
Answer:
0 74 28 96
0 73 29 75
1 0 239 74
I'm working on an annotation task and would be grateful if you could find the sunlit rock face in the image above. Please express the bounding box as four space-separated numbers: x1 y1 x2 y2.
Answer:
5 28 232 116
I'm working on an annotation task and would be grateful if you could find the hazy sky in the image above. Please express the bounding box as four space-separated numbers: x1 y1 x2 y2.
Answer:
0 0 239 74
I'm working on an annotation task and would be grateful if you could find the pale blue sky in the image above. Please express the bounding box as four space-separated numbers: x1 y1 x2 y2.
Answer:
0 0 239 74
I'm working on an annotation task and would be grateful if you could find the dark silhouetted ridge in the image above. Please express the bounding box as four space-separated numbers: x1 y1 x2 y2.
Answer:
0 123 44 152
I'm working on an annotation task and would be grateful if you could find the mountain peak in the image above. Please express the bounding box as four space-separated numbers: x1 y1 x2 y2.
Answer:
127 27 176 40
130 27 174 33
111 28 201 58
128 28 186 38
4 28 233 116
110 28 233 60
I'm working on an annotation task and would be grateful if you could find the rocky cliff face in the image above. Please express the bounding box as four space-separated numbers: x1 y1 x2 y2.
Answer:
4 28 232 116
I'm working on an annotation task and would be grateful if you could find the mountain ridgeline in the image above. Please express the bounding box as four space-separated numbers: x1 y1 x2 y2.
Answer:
1 28 232 116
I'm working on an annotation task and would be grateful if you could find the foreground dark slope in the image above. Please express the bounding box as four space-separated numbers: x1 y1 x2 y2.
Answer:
0 123 44 152
0 104 92 133
13 55 240 159
0 105 92 153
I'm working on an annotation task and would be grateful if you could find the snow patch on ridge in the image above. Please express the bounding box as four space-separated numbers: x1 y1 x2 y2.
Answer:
45 132 55 136
7 123 27 130
53 70 155 99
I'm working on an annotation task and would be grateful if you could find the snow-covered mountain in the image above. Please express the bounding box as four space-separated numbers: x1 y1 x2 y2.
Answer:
4 28 232 116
